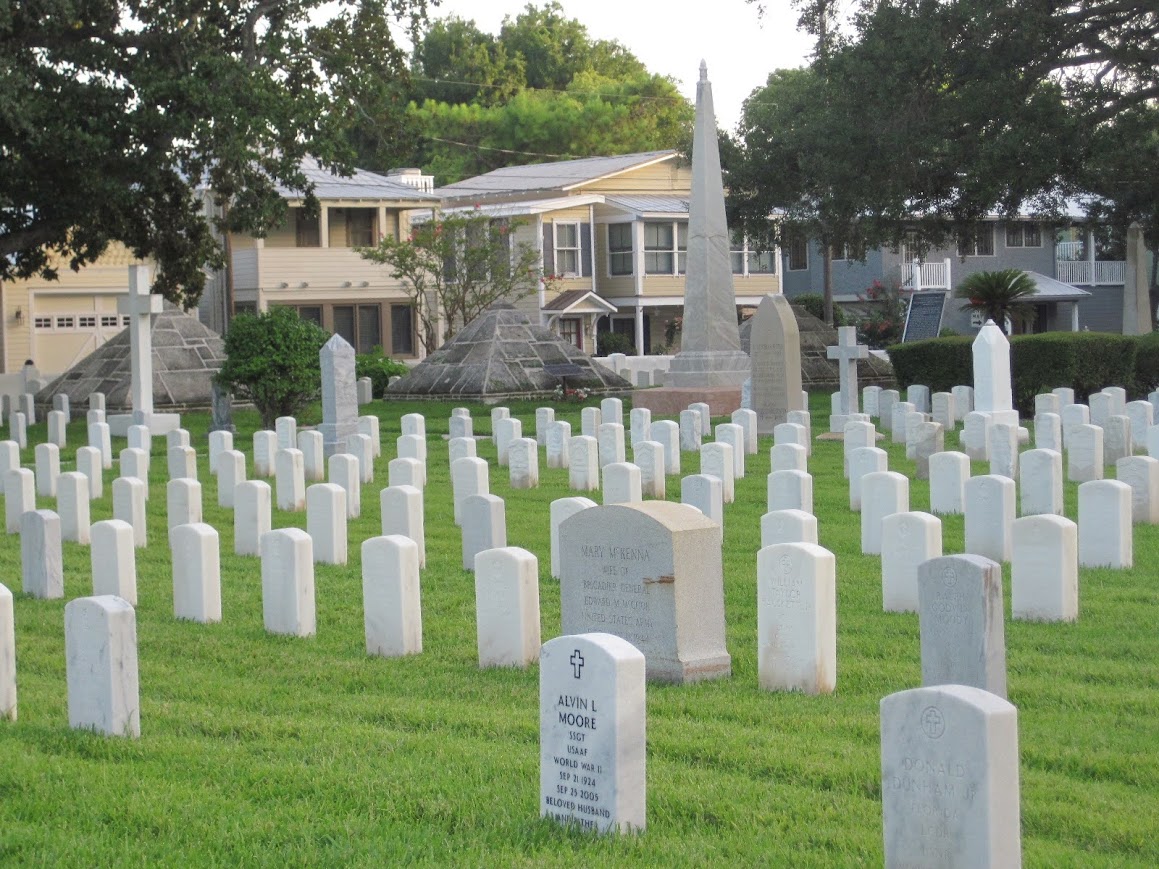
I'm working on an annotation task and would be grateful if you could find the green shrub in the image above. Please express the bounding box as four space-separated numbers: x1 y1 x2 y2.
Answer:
795 293 847 326
886 336 974 394
216 307 329 430
1134 332 1159 396
888 331 1140 415
356 348 410 397
1010 332 1137 411
597 331 635 356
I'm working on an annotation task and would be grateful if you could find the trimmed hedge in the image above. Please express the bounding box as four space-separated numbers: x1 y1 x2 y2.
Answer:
885 336 974 395
888 332 1143 415
1134 331 1159 395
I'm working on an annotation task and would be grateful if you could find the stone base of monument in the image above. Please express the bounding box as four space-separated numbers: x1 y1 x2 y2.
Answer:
664 350 750 388
108 412 182 438
631 386 742 418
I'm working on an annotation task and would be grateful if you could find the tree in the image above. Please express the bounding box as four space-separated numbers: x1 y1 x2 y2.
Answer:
955 269 1038 334
0 0 427 308
730 67 892 325
358 211 546 353
215 307 329 429
354 2 691 184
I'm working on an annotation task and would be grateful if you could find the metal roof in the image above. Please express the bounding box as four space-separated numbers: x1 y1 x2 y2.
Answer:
276 160 439 202
437 151 678 197
1025 271 1092 302
604 195 689 216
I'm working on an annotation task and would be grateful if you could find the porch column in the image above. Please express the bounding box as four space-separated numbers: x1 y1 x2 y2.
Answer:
588 205 597 294
319 207 329 248
634 304 645 356
377 206 388 242
1071 301 1080 332
537 215 547 325
912 258 922 291
1087 229 1095 284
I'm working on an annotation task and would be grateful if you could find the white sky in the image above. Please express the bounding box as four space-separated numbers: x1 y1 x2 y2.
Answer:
407 0 815 131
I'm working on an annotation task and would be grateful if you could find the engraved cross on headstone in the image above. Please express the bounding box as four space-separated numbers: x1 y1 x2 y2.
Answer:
570 649 585 679
826 325 869 415
116 265 164 418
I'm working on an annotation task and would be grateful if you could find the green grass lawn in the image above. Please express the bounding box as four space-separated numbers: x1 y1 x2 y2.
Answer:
1 394 1157 866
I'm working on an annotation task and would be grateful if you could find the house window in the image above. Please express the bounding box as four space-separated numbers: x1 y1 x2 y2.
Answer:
34 316 52 329
101 315 120 328
296 306 322 326
554 222 581 277
78 315 97 328
490 219 512 279
788 235 809 271
1005 223 1041 248
295 209 320 247
959 225 995 257
831 242 852 261
644 221 687 275
731 232 775 275
55 316 75 329
333 304 381 354
608 224 633 276
345 209 376 247
559 317 582 350
391 304 414 356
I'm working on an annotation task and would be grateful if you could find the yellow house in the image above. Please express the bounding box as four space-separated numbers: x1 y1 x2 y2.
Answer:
0 242 142 377
201 161 439 359
436 150 781 355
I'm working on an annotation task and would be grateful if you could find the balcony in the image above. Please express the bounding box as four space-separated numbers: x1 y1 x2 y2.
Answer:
232 247 402 293
1055 259 1125 286
900 258 952 291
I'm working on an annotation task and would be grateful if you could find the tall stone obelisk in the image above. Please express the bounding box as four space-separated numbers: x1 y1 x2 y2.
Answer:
666 61 750 389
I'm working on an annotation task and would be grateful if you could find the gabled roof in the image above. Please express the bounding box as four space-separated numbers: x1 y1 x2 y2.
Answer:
437 151 679 198
542 290 619 315
276 159 439 202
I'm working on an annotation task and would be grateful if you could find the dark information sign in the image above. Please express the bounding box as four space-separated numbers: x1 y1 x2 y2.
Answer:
902 291 948 342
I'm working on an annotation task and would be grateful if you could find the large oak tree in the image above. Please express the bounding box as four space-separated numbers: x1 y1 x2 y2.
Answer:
0 0 427 307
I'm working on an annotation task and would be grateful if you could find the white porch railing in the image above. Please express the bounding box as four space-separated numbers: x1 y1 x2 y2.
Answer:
900 258 952 291
1056 260 1126 286
1056 241 1084 261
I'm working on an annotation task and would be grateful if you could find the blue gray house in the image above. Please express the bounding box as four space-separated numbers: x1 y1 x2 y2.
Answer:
779 215 1140 335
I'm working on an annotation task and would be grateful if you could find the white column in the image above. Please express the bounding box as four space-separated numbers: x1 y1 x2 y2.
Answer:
319 206 329 249
588 204 598 294
634 303 645 356
536 214 546 324
1071 301 1080 331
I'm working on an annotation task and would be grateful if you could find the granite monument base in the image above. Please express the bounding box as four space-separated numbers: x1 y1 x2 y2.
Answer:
664 350 751 389
631 386 742 418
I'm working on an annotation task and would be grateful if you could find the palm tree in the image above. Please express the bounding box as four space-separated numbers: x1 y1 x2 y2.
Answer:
955 269 1038 333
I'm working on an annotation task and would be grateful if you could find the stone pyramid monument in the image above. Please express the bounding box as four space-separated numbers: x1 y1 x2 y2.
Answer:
740 306 894 390
37 303 227 412
386 303 632 399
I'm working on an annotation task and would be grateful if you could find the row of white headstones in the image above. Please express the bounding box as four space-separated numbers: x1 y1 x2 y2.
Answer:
1 379 1145 860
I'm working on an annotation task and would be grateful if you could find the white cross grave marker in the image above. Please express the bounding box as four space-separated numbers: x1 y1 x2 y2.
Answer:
826 326 869 416
117 266 164 419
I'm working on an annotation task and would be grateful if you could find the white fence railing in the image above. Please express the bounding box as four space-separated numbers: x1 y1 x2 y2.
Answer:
1056 241 1084 261
1056 260 1126 286
900 258 952 290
